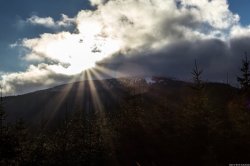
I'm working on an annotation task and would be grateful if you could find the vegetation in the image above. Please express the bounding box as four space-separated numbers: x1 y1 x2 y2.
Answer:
237 52 250 93
1 57 250 165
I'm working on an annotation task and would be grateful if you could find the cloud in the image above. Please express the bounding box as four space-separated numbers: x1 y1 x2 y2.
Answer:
89 0 107 6
98 37 246 83
2 0 250 94
26 14 75 29
178 0 239 29
230 25 250 38
1 64 76 95
20 30 121 74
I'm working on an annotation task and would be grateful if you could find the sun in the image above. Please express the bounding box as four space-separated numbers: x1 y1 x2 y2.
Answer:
44 32 122 75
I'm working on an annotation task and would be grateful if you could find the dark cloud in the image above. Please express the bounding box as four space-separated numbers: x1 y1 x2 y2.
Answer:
98 37 250 85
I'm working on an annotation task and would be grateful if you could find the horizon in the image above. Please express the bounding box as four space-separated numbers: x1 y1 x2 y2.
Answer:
2 75 237 97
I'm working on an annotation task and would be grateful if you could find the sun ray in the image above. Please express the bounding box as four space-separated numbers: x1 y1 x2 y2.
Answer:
86 69 120 163
74 71 86 112
86 70 104 113
94 65 133 93
94 65 119 79
39 75 79 128
90 68 120 103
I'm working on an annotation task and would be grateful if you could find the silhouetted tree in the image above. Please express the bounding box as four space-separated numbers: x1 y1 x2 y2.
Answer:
192 60 204 91
237 52 250 93
176 60 218 164
226 57 250 162
188 60 206 118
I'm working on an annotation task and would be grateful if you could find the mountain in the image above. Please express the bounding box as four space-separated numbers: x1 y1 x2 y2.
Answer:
4 76 236 126
3 77 250 165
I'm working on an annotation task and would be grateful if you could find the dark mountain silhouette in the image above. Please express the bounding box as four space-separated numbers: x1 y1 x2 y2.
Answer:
3 76 248 166
4 77 236 126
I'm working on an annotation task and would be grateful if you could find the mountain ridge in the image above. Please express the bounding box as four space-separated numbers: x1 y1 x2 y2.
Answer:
3 76 236 127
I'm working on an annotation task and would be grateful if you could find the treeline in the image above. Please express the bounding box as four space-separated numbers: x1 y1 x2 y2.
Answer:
1 56 250 165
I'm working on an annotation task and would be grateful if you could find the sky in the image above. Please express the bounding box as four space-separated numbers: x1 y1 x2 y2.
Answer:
228 0 250 26
0 0 250 94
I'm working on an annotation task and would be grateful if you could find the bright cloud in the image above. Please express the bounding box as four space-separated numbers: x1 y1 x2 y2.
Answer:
179 0 239 29
89 0 107 6
2 0 250 94
26 14 74 29
230 25 250 38
22 31 121 74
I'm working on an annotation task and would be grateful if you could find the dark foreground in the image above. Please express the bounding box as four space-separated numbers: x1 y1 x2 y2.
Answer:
1 77 250 165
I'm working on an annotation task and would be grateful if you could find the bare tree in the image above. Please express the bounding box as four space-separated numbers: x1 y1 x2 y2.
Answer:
192 60 204 90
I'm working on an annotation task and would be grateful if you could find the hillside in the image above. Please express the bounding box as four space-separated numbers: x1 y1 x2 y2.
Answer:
2 77 250 165
4 77 235 125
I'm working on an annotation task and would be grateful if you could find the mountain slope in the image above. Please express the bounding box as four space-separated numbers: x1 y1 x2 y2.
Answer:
3 77 249 165
4 77 236 126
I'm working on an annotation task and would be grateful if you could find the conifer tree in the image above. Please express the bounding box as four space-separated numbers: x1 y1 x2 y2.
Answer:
237 52 250 93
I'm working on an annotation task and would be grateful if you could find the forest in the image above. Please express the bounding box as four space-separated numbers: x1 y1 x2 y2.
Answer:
1 57 250 166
